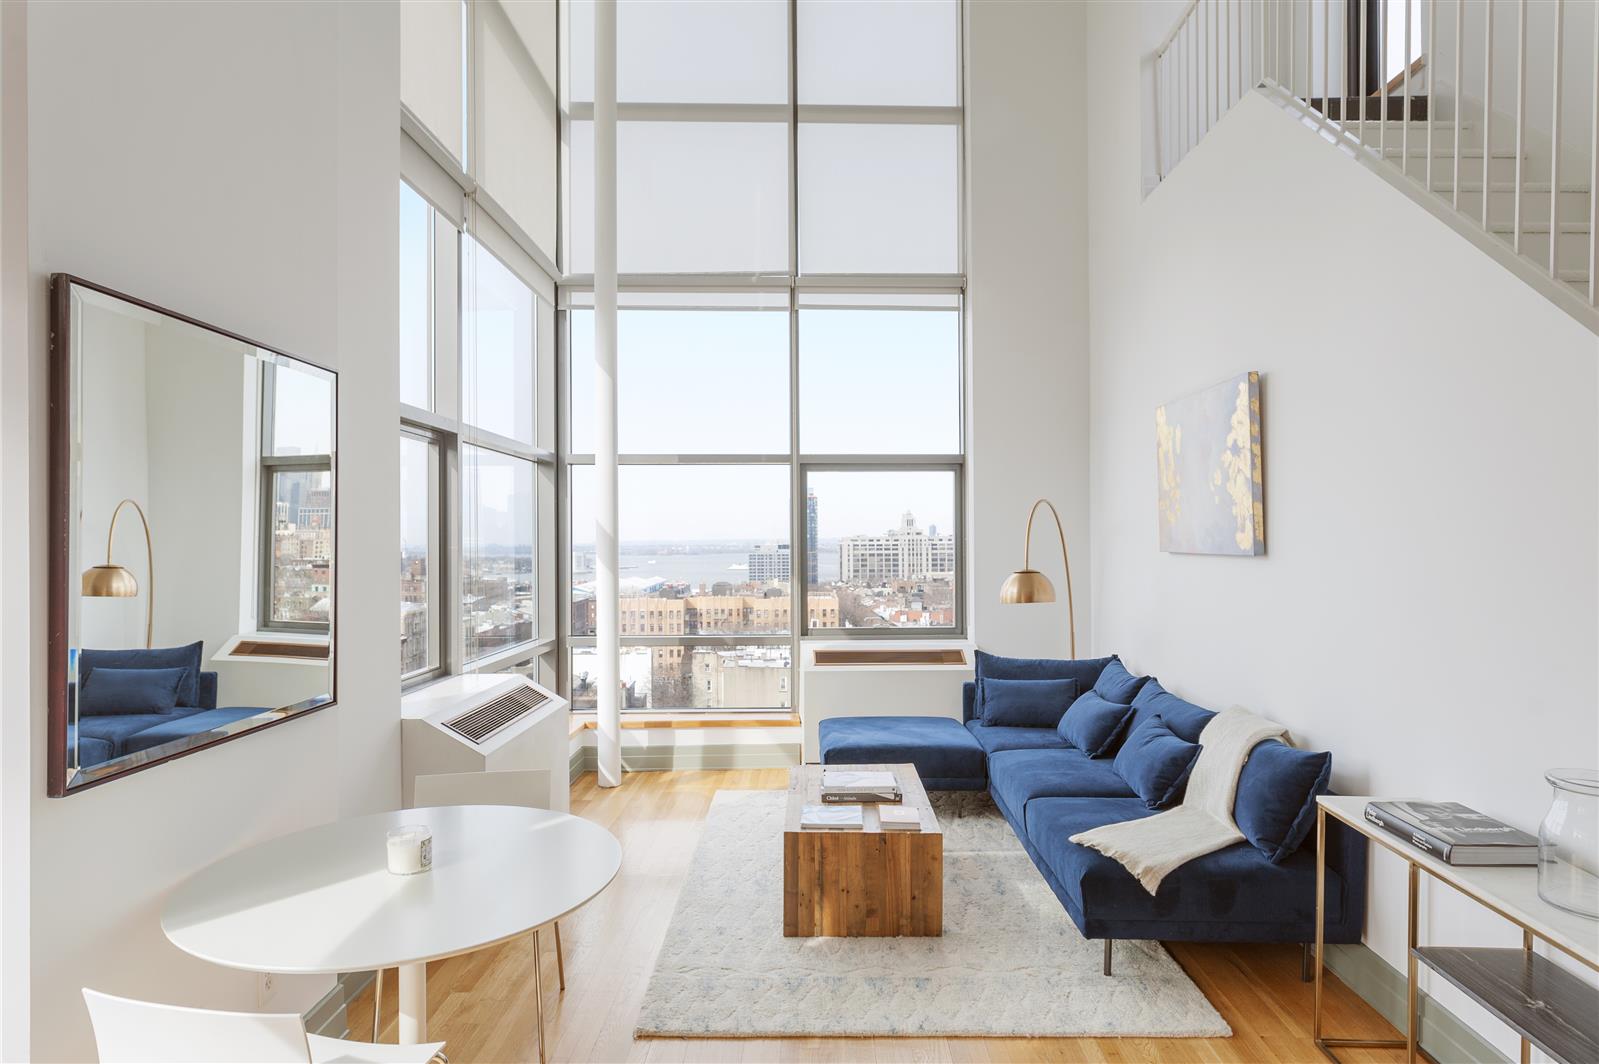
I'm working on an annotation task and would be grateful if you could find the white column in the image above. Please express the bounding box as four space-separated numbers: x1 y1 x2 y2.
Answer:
593 0 622 788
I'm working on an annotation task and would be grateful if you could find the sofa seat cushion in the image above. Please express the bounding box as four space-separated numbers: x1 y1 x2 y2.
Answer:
1025 797 1346 933
75 713 185 759
965 718 1070 755
66 726 115 768
989 748 1136 823
121 707 267 756
819 715 987 790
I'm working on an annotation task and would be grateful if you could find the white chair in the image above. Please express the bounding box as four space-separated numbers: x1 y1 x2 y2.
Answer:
392 770 563 1059
83 988 446 1064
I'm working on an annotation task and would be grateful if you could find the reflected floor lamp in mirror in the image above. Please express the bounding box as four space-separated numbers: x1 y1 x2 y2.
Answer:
999 497 1076 658
82 497 154 649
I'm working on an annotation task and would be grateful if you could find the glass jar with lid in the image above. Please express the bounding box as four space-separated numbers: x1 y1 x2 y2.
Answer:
1539 768 1599 919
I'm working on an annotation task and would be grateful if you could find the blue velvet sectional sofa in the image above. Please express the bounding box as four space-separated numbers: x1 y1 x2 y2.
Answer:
68 644 265 768
819 654 1367 970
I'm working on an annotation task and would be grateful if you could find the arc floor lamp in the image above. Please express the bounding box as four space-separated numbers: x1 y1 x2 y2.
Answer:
999 498 1076 658
81 497 154 649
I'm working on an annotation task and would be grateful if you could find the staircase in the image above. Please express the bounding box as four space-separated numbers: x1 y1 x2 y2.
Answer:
1149 0 1599 336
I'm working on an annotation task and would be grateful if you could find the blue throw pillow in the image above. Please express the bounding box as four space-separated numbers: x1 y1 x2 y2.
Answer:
78 666 186 716
974 651 1115 720
1126 678 1215 743
1057 691 1137 757
78 642 203 708
1235 740 1333 862
1092 659 1150 704
1114 714 1201 809
981 677 1080 728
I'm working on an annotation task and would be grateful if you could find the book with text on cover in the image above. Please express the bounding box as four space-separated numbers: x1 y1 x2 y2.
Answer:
820 768 901 804
1364 801 1539 865
800 803 864 830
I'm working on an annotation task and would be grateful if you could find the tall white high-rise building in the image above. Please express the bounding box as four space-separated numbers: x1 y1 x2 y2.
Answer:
838 512 954 585
747 543 791 583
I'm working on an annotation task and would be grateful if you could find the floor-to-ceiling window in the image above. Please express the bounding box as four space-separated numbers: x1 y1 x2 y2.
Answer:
560 0 965 713
398 0 560 689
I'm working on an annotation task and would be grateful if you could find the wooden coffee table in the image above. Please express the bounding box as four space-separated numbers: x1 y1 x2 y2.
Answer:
782 762 943 937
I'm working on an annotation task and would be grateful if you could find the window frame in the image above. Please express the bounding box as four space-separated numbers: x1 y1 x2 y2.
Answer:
400 426 446 685
555 1 968 711
400 165 559 691
257 362 333 636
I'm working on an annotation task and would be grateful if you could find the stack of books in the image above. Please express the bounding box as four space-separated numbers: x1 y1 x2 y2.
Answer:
820 768 901 804
878 805 922 832
1363 801 1539 866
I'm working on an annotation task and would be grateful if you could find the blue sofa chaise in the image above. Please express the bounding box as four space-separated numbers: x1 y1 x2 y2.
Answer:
68 644 265 768
819 654 1367 973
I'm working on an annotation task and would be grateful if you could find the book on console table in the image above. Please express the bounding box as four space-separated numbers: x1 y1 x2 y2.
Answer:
1364 801 1539 866
819 769 901 804
800 803 864 830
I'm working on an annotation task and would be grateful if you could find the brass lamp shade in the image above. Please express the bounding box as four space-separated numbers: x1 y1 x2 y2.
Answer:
999 568 1056 604
82 564 138 598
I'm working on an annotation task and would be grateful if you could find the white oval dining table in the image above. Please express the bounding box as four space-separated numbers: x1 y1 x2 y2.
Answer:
162 805 621 1050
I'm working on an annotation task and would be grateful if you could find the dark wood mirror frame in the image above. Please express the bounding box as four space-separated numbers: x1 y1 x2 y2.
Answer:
47 274 338 797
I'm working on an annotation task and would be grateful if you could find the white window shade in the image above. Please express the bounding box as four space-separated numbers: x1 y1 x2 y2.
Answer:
798 0 959 106
566 120 789 276
798 123 959 276
566 0 788 104
402 0 466 165
800 308 960 454
478 1 558 258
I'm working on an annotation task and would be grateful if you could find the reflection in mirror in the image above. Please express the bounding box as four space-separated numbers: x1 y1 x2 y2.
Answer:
52 277 336 794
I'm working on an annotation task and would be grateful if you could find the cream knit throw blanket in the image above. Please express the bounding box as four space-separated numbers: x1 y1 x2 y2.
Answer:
1069 707 1289 895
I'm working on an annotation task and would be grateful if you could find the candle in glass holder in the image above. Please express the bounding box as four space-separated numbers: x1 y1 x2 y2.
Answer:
386 824 432 875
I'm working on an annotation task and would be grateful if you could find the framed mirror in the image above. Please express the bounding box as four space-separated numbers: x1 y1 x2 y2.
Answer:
48 275 336 795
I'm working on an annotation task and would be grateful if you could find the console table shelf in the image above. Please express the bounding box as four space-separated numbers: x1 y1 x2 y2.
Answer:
1312 796 1599 1063
1412 946 1599 1064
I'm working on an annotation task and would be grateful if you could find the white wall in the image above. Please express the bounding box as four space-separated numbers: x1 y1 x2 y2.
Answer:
22 2 399 1059
965 0 1093 660
1087 4 1598 1056
0 1 32 1055
77 304 150 652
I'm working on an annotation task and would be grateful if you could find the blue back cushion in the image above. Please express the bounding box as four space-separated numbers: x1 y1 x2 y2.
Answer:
1235 740 1333 862
1126 678 1215 744
1092 659 1150 704
1056 691 1136 757
1113 714 1201 809
974 651 1114 720
981 677 1080 729
78 642 203 708
79 667 186 716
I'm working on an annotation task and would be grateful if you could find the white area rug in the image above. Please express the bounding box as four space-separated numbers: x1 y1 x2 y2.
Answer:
634 789 1231 1039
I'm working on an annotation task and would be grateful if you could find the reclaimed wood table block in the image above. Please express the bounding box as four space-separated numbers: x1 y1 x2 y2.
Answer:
782 762 942 937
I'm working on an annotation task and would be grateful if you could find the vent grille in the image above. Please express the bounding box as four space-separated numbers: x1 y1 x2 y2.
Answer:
442 686 549 744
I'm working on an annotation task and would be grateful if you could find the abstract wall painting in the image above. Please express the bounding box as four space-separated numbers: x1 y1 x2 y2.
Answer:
1155 371 1264 556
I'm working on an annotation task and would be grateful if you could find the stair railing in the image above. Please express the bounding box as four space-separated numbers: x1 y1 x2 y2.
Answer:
1151 0 1599 332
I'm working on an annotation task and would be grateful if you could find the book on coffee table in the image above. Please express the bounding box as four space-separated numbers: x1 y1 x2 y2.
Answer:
800 803 864 830
820 768 901 804
1363 801 1539 865
878 805 923 831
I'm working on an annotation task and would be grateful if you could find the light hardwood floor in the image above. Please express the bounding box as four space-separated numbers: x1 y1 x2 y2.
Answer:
347 769 1402 1063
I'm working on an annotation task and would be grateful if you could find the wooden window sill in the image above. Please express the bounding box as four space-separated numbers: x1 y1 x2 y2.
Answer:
569 711 799 735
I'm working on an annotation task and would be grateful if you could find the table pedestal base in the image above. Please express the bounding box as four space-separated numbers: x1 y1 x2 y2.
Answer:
398 962 427 1043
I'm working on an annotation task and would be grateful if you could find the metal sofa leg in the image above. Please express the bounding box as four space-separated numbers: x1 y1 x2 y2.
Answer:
1103 938 1113 976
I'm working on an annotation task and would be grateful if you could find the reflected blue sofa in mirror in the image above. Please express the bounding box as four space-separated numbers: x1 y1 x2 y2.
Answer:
69 644 265 769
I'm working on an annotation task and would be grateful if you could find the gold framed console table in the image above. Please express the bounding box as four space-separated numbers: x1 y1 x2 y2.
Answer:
1313 796 1599 1063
